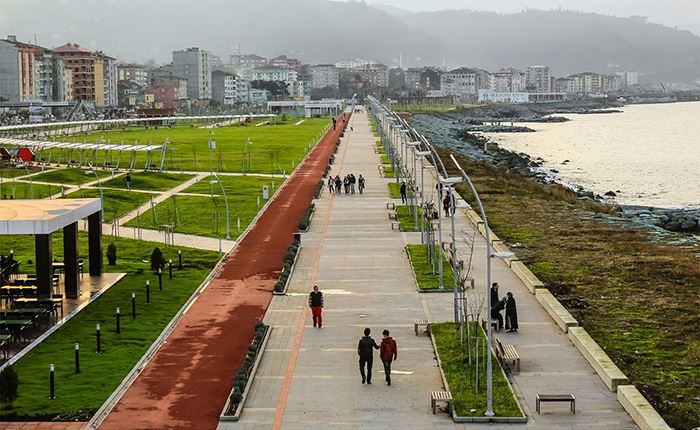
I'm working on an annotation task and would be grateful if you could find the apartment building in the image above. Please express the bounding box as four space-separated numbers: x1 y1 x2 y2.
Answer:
489 68 527 92
53 42 117 107
117 64 149 87
172 47 212 100
309 64 339 89
526 65 552 93
212 70 240 105
441 67 478 100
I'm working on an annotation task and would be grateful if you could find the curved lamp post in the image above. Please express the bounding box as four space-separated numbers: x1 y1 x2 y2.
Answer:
209 174 231 240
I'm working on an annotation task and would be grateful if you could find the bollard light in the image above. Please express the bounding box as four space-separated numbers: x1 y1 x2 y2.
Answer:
131 292 136 317
158 268 163 291
49 364 55 399
168 259 173 280
146 280 150 303
178 250 182 270
75 343 80 373
96 323 102 353
115 307 121 334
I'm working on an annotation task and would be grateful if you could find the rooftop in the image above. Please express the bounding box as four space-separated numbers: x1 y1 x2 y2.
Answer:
0 198 102 235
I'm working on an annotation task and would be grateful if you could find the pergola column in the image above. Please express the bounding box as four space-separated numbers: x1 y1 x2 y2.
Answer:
88 211 102 276
35 234 52 297
63 221 79 299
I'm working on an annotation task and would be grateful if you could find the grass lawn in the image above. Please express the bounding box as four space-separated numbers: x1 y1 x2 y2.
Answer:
31 168 99 185
395 205 421 231
50 118 330 174
432 322 522 417
63 188 153 223
406 244 455 291
380 155 390 164
102 171 193 192
375 141 386 154
0 234 220 420
0 180 58 199
0 167 47 179
383 165 395 178
387 182 401 198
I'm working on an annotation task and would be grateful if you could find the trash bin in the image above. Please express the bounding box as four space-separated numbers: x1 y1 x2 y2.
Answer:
262 185 270 200
328 157 334 165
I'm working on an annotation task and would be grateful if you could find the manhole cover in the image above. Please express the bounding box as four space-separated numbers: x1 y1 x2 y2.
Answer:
357 314 368 318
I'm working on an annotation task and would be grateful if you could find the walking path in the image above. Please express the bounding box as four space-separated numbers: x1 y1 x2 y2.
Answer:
231 107 637 429
94 114 349 430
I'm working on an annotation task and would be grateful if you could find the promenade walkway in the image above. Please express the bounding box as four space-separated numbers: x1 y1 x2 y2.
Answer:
231 107 637 429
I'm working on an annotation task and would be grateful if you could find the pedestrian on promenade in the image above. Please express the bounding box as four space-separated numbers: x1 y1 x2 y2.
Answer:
490 282 500 308
358 174 365 194
125 173 132 191
505 292 519 333
380 330 398 385
350 174 356 194
443 192 451 217
343 175 350 194
335 175 342 194
436 182 443 200
400 181 407 203
332 117 337 130
309 285 324 328
491 297 506 331
358 327 380 384
350 125 354 132
328 176 334 194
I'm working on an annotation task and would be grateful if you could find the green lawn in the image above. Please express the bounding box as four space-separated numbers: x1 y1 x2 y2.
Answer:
387 182 401 198
406 244 455 291
0 167 47 179
30 168 99 185
0 234 220 420
63 188 153 223
47 119 330 174
395 205 421 231
102 171 193 192
0 180 58 199
383 165 395 178
380 155 390 164
432 322 522 417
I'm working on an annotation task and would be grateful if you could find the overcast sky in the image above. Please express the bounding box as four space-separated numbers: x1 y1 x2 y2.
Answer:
367 0 700 34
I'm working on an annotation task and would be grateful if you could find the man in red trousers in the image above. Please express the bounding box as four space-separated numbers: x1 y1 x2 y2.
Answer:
309 285 324 328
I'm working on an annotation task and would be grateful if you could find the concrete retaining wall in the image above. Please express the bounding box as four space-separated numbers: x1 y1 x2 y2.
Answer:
616 385 671 430
535 289 579 332
510 261 545 294
568 327 628 391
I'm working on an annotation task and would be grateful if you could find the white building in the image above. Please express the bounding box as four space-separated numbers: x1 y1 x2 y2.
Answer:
267 99 344 118
440 67 478 100
172 47 212 100
117 64 148 87
405 67 426 91
526 65 551 93
478 90 529 103
489 68 527 92
212 70 239 105
334 58 375 69
248 66 296 83
309 64 339 89
286 80 304 98
355 63 389 88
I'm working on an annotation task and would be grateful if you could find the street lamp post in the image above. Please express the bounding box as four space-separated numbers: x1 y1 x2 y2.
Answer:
415 151 431 244
441 176 463 325
210 175 231 240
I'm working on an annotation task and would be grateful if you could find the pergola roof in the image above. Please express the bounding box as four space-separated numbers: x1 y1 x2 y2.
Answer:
0 198 102 235
0 137 163 152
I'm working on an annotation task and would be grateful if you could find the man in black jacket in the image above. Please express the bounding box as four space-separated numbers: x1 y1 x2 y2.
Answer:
490 282 500 309
309 285 324 328
357 327 380 384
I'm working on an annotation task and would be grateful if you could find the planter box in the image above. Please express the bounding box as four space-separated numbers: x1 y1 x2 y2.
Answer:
298 205 316 233
617 385 671 430
405 246 452 294
429 329 527 423
220 326 272 422
272 243 301 296
510 261 545 294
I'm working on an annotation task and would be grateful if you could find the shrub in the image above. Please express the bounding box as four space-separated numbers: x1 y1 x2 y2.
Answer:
298 203 315 231
0 366 19 407
235 379 247 392
106 243 117 265
150 247 165 271
230 387 242 404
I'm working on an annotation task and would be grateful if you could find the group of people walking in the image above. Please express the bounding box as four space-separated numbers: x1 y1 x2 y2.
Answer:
490 282 519 332
309 286 399 386
328 174 365 195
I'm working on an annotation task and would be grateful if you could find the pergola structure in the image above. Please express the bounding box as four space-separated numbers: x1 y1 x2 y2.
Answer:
0 198 102 298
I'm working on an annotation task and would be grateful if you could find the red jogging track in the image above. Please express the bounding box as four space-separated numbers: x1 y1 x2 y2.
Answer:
98 114 349 430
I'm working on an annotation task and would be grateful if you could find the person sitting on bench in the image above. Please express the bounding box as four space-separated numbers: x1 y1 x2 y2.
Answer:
491 297 507 331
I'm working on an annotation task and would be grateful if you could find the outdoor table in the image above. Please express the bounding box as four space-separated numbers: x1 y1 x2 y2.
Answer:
0 319 33 327
1 285 37 291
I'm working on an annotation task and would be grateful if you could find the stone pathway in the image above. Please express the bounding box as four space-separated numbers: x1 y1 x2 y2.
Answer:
229 107 638 429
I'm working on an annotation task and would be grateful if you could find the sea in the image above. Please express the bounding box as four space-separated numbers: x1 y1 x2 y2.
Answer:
486 101 700 209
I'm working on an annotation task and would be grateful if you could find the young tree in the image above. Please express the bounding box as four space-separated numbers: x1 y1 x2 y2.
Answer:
0 366 19 408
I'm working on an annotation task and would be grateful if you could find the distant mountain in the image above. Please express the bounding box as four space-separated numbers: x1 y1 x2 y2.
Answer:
398 9 700 81
0 1 698 81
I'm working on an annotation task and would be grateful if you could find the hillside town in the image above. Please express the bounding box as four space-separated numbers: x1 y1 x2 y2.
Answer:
0 34 674 124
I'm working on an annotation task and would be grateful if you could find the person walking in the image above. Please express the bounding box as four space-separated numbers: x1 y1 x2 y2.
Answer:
350 174 356 194
335 175 342 194
400 181 407 203
380 330 398 385
357 328 379 384
328 176 334 194
505 291 519 332
443 192 453 217
125 173 132 191
491 297 506 331
309 285 324 328
343 175 350 194
358 174 365 194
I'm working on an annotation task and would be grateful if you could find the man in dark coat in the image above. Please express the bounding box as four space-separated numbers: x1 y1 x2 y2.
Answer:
357 327 380 384
491 297 506 331
399 181 407 203
490 282 500 309
380 330 398 385
505 291 519 332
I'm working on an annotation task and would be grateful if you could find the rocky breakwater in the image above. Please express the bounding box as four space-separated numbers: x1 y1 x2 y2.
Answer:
621 206 700 233
466 124 535 133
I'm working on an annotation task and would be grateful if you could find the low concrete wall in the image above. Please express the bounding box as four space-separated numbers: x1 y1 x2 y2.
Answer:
568 327 628 391
617 385 671 430
510 261 545 294
535 289 579 332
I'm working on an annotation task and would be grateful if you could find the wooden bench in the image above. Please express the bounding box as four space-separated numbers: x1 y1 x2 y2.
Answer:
431 390 452 414
385 202 396 210
480 316 500 333
388 211 398 221
536 393 575 414
414 319 430 336
391 221 400 230
495 338 520 372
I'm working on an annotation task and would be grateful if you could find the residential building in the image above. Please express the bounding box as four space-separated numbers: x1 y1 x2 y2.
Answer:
309 64 339 89
334 58 375 69
388 67 405 89
248 88 268 105
616 71 639 87
248 66 296 83
54 42 118 107
355 63 389 88
441 67 478 101
117 63 149 87
554 77 577 94
420 68 442 91
211 70 240 105
146 77 188 109
489 68 527 92
526 65 551 93
286 80 304 98
0 38 21 102
230 53 267 76
269 55 301 71
172 47 211 100
405 67 427 91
